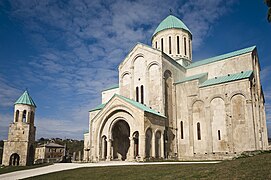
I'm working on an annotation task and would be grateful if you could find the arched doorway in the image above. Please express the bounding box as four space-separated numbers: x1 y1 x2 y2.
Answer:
9 153 20 166
145 128 152 158
155 131 161 158
112 120 130 160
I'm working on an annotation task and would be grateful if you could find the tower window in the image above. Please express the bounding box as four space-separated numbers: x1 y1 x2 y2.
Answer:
218 130 221 140
177 36 180 54
184 37 187 56
15 110 19 122
180 121 184 139
155 41 157 49
169 36 172 54
140 85 144 104
23 110 27 122
136 87 139 102
197 122 201 140
161 38 164 52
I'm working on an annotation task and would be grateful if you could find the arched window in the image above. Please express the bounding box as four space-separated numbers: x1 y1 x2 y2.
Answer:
136 86 139 102
197 122 201 140
140 85 144 104
15 110 19 122
177 36 180 54
184 37 187 56
218 130 221 140
22 110 27 122
180 121 184 139
169 36 172 54
161 38 164 52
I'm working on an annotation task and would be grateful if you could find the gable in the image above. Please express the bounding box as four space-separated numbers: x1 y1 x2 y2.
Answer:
90 94 165 119
119 42 161 70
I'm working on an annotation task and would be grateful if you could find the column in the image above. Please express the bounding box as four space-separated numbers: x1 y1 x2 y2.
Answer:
129 137 134 161
139 134 145 161
106 139 112 161
152 132 155 157
78 151 82 162
161 133 164 158
19 111 23 123
101 138 105 159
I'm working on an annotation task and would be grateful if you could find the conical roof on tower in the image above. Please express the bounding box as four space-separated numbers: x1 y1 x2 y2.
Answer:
152 15 191 37
14 90 36 107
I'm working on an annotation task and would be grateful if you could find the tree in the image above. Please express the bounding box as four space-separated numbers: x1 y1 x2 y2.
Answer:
265 0 271 22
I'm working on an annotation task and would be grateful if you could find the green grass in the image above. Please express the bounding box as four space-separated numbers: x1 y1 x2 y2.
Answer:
27 153 271 179
0 163 52 175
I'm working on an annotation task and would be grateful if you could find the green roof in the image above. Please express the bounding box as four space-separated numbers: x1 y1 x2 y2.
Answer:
186 46 256 69
89 103 106 112
200 70 253 88
115 94 166 118
102 84 119 91
175 73 208 84
153 15 191 37
14 91 36 107
89 94 165 118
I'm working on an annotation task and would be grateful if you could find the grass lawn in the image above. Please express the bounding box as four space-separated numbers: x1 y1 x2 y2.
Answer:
27 153 271 179
0 163 52 175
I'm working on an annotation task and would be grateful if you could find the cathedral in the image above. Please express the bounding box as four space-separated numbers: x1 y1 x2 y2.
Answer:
83 15 269 162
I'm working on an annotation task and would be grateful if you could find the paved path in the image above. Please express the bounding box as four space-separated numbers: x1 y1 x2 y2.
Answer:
0 161 220 180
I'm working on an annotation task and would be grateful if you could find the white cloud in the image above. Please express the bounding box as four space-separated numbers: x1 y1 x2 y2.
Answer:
0 0 239 139
0 76 21 108
261 65 271 83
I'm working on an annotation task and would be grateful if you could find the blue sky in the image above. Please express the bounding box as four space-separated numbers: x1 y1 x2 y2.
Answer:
0 0 270 140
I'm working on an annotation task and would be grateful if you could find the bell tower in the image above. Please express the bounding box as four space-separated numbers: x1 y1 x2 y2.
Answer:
2 91 36 166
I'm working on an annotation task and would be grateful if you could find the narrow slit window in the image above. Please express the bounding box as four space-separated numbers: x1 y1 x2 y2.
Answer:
140 85 144 104
177 36 180 54
189 39 192 58
169 36 171 54
161 38 164 52
197 122 201 140
155 41 157 49
180 121 184 139
218 130 221 140
136 87 139 102
184 37 187 56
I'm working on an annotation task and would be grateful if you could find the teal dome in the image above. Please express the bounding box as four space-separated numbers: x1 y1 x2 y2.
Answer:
153 15 191 37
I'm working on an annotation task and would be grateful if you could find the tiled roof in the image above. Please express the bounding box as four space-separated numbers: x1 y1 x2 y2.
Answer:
153 15 191 36
186 46 256 69
175 73 208 84
14 91 36 107
115 94 166 118
200 70 253 88
39 142 64 148
89 103 106 112
102 84 119 91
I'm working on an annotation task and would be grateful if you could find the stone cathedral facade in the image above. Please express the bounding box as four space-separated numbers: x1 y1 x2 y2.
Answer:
83 15 268 162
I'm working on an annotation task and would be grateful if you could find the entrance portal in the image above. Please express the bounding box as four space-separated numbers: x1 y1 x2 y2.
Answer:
9 153 20 166
112 120 130 160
